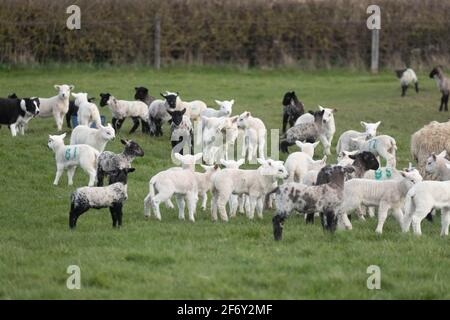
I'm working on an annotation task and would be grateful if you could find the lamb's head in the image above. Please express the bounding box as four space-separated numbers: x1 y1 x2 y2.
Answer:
71 92 89 106
318 105 336 125
295 141 319 158
47 133 66 151
308 155 327 171
134 87 149 100
217 116 239 144
349 151 380 171
55 84 74 100
161 91 179 109
313 109 325 126
429 66 442 79
220 158 245 169
361 121 381 139
168 108 186 127
215 99 234 116
395 69 406 79
337 150 358 164
237 111 251 129
173 152 203 170
99 124 116 141
282 91 297 106
425 151 448 174
20 98 40 117
400 169 423 187
8 93 18 99
257 158 289 179
108 167 136 185
200 164 221 175
121 139 144 157
99 93 115 107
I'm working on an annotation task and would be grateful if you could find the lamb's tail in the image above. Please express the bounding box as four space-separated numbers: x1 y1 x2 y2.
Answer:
144 178 156 217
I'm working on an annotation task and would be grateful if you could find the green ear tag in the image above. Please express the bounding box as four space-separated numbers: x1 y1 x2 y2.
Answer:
65 148 71 161
73 147 77 160
375 169 382 180
386 168 392 178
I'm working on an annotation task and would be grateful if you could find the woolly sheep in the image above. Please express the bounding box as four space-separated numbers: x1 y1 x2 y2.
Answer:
160 91 207 121
294 106 336 156
47 133 99 187
336 121 381 156
72 92 102 128
403 180 450 236
211 159 288 221
395 68 419 97
70 124 115 152
69 167 135 229
429 67 450 112
38 84 74 131
340 169 423 233
410 120 450 179
351 134 397 168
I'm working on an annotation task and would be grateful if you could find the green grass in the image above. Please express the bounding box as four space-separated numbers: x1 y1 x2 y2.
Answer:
1 65 450 299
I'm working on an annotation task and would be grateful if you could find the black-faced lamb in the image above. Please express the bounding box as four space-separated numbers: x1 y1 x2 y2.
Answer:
429 66 450 112
281 91 304 133
96 139 144 186
271 165 355 240
395 68 419 97
69 167 135 229
169 108 194 155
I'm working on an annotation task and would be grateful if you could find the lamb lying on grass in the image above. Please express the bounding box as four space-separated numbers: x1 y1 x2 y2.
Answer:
69 167 135 229
403 180 450 236
48 133 99 187
340 169 423 233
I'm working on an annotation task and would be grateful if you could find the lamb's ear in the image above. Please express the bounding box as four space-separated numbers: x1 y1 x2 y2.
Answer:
360 121 367 128
54 85 61 90
332 108 337 113
308 110 315 115
230 99 234 105
215 100 222 106
375 121 381 127
71 92 77 98
160 92 166 98
437 150 447 158
295 141 304 149
349 154 357 160
60 133 67 139
245 111 251 117
432 153 437 161
181 108 186 115
237 158 245 166
120 139 127 145
230 115 238 123
312 141 320 149
400 171 407 178
69 85 75 90
318 105 324 111
127 168 136 173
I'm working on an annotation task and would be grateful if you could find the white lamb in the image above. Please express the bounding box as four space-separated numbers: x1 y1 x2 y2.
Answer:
143 153 203 222
102 94 149 127
38 84 74 131
403 180 450 236
47 133 99 187
220 158 247 216
285 150 327 182
161 91 207 121
340 169 423 234
201 99 234 118
351 135 397 168
425 151 450 181
211 159 288 221
201 115 239 164
72 92 102 127
237 111 267 161
70 124 115 152
194 164 221 211
295 105 336 156
336 121 381 155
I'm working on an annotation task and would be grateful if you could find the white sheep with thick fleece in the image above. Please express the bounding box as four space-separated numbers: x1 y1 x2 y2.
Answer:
70 124 115 152
72 92 102 128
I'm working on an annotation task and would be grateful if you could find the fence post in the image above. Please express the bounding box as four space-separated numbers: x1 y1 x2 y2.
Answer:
371 28 379 74
154 16 161 69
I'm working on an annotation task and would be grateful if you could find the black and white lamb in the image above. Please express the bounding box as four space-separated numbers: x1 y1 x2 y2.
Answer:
69 167 135 229
169 108 194 155
96 139 144 186
429 66 450 112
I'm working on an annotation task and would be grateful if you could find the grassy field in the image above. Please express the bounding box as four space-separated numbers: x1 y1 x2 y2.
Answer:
1 65 450 299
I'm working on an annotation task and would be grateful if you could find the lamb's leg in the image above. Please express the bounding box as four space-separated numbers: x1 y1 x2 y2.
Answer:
143 193 153 218
87 168 97 187
53 164 64 185
258 136 265 160
69 204 89 229
247 196 257 219
368 206 376 218
247 142 254 162
9 123 17 137
141 119 149 133
112 117 118 130
272 213 287 241
319 135 331 156
211 192 218 221
116 204 123 228
375 202 390 234
129 117 140 134
414 82 419 93
229 195 238 217
239 195 246 214
412 215 424 236
53 111 63 131
439 94 445 112
217 194 229 222
440 208 450 236
391 207 404 231
67 166 77 186
256 198 264 219
402 211 413 233
109 206 118 228
401 84 407 97
165 199 174 209
340 213 353 230
66 112 72 129
444 94 449 111
282 113 288 133
305 213 315 224
186 193 197 223
175 194 186 220
200 192 207 211
96 166 105 187
241 135 247 158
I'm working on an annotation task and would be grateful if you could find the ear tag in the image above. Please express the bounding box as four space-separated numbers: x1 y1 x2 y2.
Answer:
375 169 382 180
385 168 392 178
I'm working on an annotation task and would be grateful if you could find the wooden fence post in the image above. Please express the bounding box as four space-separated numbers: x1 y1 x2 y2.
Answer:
154 16 161 69
371 28 379 74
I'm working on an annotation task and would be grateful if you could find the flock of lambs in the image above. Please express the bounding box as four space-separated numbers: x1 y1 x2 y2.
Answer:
1 66 450 241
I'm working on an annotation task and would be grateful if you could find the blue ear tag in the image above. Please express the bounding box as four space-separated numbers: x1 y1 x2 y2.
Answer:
386 168 392 178
65 148 71 161
375 169 382 180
